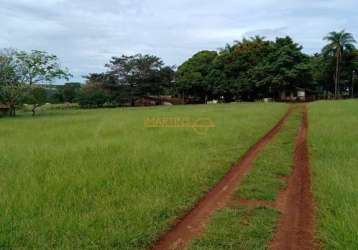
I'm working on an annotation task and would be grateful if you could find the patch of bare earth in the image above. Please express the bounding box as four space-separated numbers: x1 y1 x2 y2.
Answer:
151 108 292 250
270 104 317 250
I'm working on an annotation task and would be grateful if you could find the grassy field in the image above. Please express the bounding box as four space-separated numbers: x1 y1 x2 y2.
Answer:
190 106 301 250
0 103 287 249
237 107 301 201
309 100 358 249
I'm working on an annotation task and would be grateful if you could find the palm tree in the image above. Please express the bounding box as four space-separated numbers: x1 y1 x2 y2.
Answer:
322 30 356 98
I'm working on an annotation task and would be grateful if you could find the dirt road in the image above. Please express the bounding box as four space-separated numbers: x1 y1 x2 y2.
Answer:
152 108 292 250
270 104 316 250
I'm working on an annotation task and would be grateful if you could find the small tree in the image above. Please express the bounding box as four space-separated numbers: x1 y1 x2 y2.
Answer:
0 83 25 116
16 50 72 112
24 86 47 116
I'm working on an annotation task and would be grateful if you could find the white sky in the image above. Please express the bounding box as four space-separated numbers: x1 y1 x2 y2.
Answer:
1 0 357 82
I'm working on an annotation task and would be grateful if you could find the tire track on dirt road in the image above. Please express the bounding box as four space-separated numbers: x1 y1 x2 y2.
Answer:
151 107 293 250
270 104 317 250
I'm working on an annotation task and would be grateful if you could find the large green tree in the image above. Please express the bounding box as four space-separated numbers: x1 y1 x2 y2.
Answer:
308 53 335 98
83 54 174 107
255 37 313 99
105 54 173 106
176 50 217 102
322 30 356 98
220 36 272 100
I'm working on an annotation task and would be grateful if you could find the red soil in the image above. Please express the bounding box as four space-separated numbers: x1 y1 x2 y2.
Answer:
151 107 292 250
270 104 316 250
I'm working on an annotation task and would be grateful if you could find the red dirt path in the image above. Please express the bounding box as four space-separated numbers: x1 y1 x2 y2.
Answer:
152 107 292 250
270 104 316 250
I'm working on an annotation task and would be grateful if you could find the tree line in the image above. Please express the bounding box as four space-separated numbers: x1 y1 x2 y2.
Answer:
176 31 357 102
80 30 357 106
0 30 357 116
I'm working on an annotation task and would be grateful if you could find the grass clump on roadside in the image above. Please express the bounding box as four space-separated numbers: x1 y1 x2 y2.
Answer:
190 205 279 250
0 102 288 249
191 106 301 249
237 107 300 200
309 100 358 249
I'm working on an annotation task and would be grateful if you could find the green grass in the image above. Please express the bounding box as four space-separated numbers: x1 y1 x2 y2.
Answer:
309 100 358 249
190 106 301 250
191 205 279 250
237 107 300 201
0 103 287 249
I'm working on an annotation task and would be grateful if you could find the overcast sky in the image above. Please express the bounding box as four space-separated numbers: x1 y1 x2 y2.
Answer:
1 0 357 83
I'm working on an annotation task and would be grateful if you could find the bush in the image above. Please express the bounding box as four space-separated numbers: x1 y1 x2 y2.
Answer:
77 83 110 108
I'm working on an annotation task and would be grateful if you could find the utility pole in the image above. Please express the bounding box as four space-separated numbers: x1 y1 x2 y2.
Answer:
353 70 356 99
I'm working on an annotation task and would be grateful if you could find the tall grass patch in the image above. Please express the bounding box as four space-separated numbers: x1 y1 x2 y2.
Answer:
309 100 358 249
0 103 287 249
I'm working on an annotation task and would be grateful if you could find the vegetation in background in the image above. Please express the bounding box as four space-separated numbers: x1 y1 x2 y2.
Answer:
309 100 358 249
322 30 356 98
0 49 26 116
81 54 175 108
177 36 313 102
77 81 111 108
190 107 300 249
0 102 287 249
0 49 71 116
175 50 218 103
62 82 81 103
1 30 357 116
23 86 48 116
176 33 357 102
